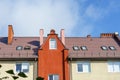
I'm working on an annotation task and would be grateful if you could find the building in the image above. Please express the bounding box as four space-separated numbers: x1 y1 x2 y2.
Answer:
38 29 69 80
0 25 38 80
1 25 120 80
67 33 120 80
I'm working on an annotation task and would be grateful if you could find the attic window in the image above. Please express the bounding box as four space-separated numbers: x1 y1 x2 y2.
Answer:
24 46 31 50
101 46 108 50
73 46 80 51
16 46 23 50
81 46 87 51
109 46 116 50
49 38 57 49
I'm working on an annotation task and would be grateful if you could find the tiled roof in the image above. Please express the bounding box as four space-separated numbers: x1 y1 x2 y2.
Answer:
0 37 39 59
1 35 120 59
66 37 120 59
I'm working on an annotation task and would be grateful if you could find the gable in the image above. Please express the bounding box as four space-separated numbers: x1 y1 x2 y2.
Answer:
40 29 65 51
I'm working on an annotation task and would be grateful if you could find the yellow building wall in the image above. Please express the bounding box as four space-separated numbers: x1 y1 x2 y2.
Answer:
70 61 120 80
0 61 35 80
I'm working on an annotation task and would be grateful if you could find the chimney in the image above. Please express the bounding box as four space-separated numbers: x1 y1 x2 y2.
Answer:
8 25 14 44
100 33 114 38
87 35 91 38
40 29 44 46
60 29 65 45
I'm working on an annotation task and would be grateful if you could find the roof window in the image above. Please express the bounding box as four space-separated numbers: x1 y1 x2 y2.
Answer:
101 46 108 50
109 46 116 50
73 46 80 51
24 46 31 50
16 46 23 50
81 46 87 51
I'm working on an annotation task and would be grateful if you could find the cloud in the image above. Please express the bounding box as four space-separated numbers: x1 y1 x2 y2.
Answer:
0 0 80 37
0 0 120 37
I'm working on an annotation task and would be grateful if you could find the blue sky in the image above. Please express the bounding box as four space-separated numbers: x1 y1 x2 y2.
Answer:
0 0 120 37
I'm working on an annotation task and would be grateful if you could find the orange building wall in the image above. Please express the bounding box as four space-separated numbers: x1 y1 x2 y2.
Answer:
38 30 69 80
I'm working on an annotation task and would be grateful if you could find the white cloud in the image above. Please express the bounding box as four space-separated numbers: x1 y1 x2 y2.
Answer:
0 0 80 37
0 0 119 37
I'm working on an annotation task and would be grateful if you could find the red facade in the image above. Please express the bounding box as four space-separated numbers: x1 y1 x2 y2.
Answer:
38 29 69 80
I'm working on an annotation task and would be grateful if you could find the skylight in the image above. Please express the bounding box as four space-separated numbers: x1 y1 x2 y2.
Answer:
16 46 23 50
81 46 87 51
109 46 116 50
101 46 108 50
24 46 31 50
73 46 80 51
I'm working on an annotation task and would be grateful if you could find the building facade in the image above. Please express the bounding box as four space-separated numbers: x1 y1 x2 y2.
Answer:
0 25 120 80
0 25 38 80
67 33 120 80
38 29 69 80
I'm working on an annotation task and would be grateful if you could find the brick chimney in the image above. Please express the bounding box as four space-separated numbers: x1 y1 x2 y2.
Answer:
60 29 65 45
8 25 14 44
40 29 44 46
100 33 115 38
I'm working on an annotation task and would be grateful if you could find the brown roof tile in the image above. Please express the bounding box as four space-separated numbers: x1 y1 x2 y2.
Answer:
0 37 39 59
65 37 120 59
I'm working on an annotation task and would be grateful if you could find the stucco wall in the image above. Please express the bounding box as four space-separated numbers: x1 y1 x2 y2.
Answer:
0 61 36 80
70 61 120 80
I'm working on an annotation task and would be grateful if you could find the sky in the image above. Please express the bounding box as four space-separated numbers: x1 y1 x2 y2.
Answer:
0 0 120 37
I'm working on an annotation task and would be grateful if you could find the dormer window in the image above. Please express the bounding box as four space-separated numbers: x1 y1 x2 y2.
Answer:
49 38 57 49
81 46 87 51
16 46 23 50
24 46 31 50
109 46 116 50
101 46 108 50
73 46 80 51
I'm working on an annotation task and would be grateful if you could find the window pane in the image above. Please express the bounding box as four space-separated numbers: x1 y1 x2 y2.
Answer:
114 62 120 72
77 64 83 72
54 75 59 80
49 75 53 80
16 64 22 72
83 63 90 72
22 63 29 73
50 38 56 49
81 46 87 50
108 62 114 72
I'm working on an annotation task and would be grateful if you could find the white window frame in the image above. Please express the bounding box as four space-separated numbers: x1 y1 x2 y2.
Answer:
48 74 59 80
49 38 57 49
77 62 91 73
15 62 29 73
108 61 120 72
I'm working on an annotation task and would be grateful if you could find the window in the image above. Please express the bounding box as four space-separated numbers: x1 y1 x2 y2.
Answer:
24 46 31 50
49 38 57 49
48 74 59 80
108 62 120 72
109 46 116 50
81 46 87 51
16 63 29 73
73 46 80 51
101 46 108 50
77 62 90 72
16 46 23 50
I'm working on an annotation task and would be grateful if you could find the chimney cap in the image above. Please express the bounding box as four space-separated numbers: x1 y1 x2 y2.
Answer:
115 32 119 36
50 29 55 34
